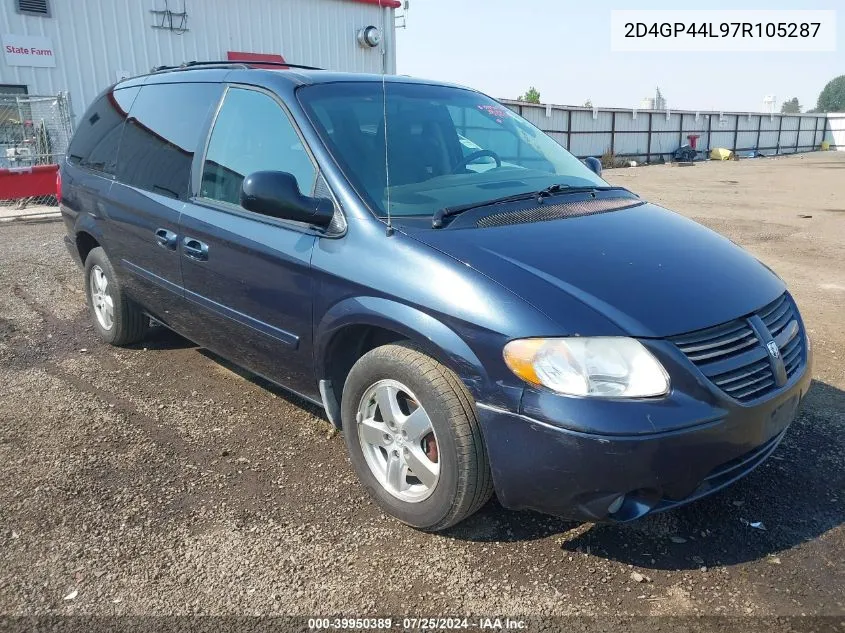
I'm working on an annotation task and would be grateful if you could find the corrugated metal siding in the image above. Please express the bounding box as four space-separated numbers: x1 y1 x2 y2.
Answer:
613 110 648 158
0 0 394 118
679 113 706 153
826 114 845 150
500 99 829 160
758 115 781 152
708 114 734 152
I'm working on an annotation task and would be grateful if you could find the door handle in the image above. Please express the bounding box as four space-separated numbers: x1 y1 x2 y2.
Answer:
182 237 209 261
154 228 178 250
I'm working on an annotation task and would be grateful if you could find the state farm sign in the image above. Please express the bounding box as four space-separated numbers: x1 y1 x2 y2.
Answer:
2 34 56 67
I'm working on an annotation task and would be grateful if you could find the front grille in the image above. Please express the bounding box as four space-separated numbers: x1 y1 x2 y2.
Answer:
760 293 794 339
710 357 776 401
781 331 803 377
671 319 757 364
759 293 804 382
670 293 805 403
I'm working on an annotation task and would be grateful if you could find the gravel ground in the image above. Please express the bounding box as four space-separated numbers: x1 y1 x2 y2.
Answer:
1 153 844 627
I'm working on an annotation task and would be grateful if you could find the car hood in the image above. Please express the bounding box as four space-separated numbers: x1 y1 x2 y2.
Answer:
399 202 785 338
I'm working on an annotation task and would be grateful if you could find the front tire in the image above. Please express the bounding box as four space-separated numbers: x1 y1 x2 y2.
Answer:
341 343 493 531
83 246 147 346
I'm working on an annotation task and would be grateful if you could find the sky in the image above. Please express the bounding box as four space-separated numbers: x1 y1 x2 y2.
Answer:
395 0 844 112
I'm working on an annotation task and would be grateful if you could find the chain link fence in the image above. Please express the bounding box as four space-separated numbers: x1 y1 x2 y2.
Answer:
0 92 74 212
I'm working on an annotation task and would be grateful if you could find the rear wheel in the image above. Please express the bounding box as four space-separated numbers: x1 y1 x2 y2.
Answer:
84 247 147 346
341 343 493 531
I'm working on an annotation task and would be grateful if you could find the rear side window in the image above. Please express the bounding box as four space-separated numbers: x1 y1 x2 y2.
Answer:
200 87 317 208
115 82 222 199
67 87 138 175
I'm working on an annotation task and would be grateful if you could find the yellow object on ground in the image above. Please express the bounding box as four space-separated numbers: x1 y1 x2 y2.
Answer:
821 141 831 151
710 148 734 160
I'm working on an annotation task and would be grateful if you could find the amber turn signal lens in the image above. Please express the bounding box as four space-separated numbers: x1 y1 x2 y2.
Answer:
502 338 546 386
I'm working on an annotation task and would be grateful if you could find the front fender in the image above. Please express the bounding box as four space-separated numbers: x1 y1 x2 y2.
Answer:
315 296 495 402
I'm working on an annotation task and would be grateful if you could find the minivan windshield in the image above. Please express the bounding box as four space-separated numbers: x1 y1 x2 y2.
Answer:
298 81 607 218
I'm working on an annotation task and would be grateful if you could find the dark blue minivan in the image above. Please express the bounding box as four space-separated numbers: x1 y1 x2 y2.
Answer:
61 63 812 530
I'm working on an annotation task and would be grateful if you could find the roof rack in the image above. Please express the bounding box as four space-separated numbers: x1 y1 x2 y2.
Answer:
151 60 324 73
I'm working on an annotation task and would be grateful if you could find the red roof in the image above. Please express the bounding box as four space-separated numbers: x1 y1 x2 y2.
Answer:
227 51 287 69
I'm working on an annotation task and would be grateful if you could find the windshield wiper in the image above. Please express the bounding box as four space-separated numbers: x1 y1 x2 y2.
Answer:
431 185 632 228
432 191 541 228
537 183 629 197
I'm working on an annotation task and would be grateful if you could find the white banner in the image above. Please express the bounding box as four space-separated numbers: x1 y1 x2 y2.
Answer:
2 34 56 67
611 10 837 52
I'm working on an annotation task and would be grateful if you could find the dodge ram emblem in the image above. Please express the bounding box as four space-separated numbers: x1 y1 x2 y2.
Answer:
767 340 780 359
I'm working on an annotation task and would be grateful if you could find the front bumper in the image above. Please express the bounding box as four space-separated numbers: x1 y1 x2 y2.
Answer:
476 360 812 522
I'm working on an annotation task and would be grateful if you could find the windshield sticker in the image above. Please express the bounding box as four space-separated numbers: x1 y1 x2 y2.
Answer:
476 104 513 124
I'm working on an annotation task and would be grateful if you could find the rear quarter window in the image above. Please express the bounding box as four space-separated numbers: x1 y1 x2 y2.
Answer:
115 82 222 199
67 87 138 175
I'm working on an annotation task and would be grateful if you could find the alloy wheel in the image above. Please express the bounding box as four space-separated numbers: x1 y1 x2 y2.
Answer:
89 265 114 331
356 379 440 503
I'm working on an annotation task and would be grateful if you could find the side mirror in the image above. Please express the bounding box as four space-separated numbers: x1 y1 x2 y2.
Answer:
240 171 334 229
584 156 602 176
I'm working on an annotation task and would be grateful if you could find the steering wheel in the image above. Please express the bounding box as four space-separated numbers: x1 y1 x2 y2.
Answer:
454 149 502 173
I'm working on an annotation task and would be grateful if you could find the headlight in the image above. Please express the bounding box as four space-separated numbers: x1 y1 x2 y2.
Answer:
503 337 669 398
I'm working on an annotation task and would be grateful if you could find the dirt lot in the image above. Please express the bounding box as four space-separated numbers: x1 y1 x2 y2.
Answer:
1 152 844 626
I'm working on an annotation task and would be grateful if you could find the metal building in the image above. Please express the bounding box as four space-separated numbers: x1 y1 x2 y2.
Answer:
1 0 398 119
